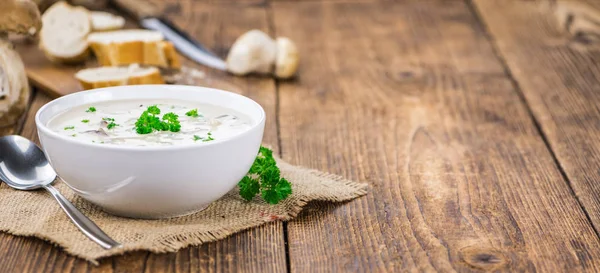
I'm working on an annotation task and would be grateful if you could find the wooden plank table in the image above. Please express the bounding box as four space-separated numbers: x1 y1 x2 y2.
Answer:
2 0 600 271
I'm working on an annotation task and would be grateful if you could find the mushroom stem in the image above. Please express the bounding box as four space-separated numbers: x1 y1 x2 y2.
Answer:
226 29 299 79
274 37 299 79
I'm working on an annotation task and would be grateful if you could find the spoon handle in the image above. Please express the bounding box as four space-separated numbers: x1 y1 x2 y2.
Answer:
43 185 122 249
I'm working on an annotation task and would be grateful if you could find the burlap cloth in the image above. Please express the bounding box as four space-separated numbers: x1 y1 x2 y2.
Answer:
0 156 367 263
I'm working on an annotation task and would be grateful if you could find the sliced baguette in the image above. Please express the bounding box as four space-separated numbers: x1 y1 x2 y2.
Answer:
40 1 91 63
88 30 181 69
75 64 164 90
90 11 125 31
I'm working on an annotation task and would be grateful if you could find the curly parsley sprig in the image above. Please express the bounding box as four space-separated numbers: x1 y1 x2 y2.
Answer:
135 105 181 134
238 147 292 204
185 109 201 117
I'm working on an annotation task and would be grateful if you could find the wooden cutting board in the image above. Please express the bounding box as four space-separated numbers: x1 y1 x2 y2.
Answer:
12 37 238 99
13 36 90 98
11 5 242 100
12 8 141 98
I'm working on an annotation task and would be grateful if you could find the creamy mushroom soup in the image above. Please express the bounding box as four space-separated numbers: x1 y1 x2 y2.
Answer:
47 99 253 147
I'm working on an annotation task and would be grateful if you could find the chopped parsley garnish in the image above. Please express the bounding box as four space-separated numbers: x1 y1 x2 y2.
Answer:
203 132 214 142
135 111 160 134
238 146 292 204
193 132 215 142
135 105 181 134
107 122 118 129
81 119 89 123
185 109 200 117
162 112 181 132
86 107 96 113
64 126 75 130
147 105 160 115
71 134 77 137
102 117 118 129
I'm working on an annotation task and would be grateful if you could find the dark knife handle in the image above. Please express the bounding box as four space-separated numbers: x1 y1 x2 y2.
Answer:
110 0 160 19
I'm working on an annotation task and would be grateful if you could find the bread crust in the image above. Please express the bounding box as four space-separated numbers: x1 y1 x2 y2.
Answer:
75 66 165 90
41 46 90 64
40 1 91 63
162 42 181 69
90 39 181 69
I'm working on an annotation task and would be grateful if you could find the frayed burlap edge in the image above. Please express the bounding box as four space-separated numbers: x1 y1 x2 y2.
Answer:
0 156 368 264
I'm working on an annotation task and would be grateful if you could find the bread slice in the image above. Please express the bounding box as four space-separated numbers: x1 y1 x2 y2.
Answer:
88 30 181 69
90 11 125 31
40 1 91 63
75 64 164 90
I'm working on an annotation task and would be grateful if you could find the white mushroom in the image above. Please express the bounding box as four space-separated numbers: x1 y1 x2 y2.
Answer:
0 0 39 130
226 30 299 79
226 29 277 76
0 37 30 130
274 37 299 79
0 0 42 35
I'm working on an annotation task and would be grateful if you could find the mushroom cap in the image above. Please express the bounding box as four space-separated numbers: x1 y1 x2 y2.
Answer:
0 0 42 35
274 37 299 79
226 29 276 76
0 37 30 128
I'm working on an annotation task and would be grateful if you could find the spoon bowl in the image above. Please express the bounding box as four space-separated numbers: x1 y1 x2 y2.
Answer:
0 135 56 190
0 135 121 249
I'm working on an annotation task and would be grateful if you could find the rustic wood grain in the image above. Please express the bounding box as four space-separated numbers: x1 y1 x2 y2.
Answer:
6 0 600 272
0 2 286 272
0 108 28 136
272 0 600 271
472 0 600 236
19 90 52 143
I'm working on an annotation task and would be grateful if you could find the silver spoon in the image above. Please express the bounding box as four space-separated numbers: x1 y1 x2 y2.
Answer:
0 135 121 249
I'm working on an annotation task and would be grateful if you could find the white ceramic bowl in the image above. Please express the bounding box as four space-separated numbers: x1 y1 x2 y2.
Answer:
35 85 265 219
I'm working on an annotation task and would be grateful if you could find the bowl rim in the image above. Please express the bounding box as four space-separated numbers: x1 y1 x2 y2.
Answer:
35 85 266 152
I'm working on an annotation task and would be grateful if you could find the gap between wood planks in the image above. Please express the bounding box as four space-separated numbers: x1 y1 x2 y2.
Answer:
13 1 599 271
10 1 289 270
23 0 600 270
264 1 291 272
465 0 600 240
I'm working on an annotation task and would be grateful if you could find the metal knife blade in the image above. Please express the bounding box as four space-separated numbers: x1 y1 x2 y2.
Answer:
140 18 227 71
110 0 227 71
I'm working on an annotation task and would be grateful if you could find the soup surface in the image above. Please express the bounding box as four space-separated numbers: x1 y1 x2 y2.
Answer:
47 99 253 147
